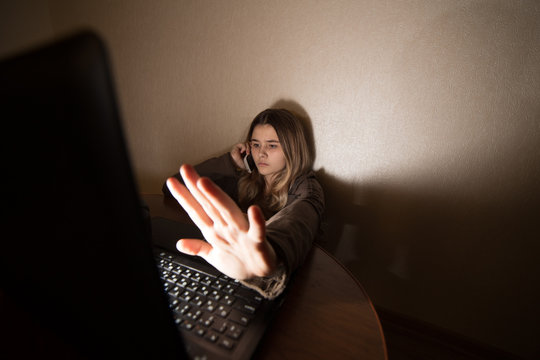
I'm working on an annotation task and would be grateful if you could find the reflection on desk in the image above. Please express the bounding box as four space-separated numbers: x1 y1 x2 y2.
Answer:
142 194 388 360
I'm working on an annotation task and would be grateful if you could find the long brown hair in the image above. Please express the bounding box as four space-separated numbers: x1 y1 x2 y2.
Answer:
238 109 313 217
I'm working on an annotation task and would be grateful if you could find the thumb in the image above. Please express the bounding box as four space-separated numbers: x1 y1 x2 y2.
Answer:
176 239 212 258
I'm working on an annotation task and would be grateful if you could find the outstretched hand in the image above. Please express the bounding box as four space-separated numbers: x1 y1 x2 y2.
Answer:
166 165 277 280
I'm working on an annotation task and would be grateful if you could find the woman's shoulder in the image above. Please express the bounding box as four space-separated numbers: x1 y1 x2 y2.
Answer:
279 171 324 219
288 171 324 202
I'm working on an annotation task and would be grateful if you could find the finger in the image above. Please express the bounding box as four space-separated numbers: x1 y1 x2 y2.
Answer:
179 164 201 193
176 239 212 258
231 143 246 158
245 142 251 155
168 177 232 250
197 177 249 231
166 177 212 228
180 165 226 227
247 205 266 242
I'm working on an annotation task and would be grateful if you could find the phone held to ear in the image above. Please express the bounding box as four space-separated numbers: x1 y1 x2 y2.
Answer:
243 153 256 173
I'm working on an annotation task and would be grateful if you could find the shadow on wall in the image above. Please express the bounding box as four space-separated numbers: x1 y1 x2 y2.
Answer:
315 167 540 356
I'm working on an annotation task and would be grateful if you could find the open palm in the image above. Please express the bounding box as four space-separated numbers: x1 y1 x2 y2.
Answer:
166 165 277 280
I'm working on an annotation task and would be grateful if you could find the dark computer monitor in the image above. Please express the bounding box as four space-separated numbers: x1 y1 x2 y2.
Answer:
1 31 187 358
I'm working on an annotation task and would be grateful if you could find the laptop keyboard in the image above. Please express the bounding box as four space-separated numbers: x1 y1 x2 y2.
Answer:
155 250 264 352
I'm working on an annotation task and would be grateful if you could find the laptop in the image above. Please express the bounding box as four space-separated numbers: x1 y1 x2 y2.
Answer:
1 31 282 359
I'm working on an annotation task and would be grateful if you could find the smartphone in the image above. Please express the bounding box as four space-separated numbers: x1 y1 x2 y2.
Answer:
243 153 256 173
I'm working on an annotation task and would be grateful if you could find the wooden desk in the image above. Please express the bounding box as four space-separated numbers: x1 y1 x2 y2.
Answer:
143 194 388 360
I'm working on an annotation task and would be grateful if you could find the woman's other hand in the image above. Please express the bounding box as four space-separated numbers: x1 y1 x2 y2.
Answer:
166 164 277 280
230 142 249 170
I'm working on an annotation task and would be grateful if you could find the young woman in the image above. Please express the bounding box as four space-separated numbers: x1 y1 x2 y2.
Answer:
164 109 324 298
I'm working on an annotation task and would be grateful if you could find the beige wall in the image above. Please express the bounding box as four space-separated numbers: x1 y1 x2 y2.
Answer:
0 1 53 57
2 1 539 358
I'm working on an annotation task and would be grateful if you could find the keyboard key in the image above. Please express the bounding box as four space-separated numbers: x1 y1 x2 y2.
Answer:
177 277 189 288
223 283 237 294
187 281 199 292
185 309 202 321
226 324 243 340
229 309 250 326
218 337 236 350
190 295 206 307
159 252 174 261
168 285 181 298
163 282 172 292
211 317 227 333
208 290 221 301
194 325 206 337
179 290 195 302
216 304 231 318
181 268 193 279
201 276 213 286
197 285 211 296
173 303 190 317
233 298 258 314
181 320 195 331
199 313 214 328
171 265 183 275
220 294 235 306
211 280 224 291
204 300 217 312
204 330 219 343
168 297 179 308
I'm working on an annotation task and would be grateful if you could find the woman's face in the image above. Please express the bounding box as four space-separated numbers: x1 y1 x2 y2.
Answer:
250 124 286 184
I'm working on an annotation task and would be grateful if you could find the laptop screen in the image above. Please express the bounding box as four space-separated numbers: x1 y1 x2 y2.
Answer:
1 31 187 358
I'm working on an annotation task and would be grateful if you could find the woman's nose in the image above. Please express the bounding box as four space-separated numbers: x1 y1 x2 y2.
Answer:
255 144 266 153
259 146 268 157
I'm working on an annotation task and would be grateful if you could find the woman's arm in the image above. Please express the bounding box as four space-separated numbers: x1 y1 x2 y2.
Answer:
165 165 324 299
162 153 240 198
238 173 324 297
265 173 325 276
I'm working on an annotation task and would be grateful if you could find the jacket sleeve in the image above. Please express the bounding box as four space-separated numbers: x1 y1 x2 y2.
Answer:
266 174 325 276
239 173 325 299
162 153 240 200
